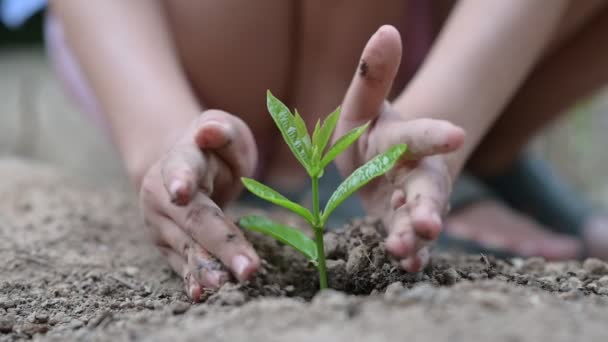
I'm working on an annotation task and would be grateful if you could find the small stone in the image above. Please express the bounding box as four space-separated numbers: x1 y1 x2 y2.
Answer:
323 232 344 259
144 300 157 310
99 284 112 296
312 289 350 310
67 319 84 330
207 284 246 306
559 289 584 301
359 224 380 244
49 312 70 325
597 287 608 296
284 285 295 293
171 301 190 315
583 258 608 275
27 312 36 323
20 323 49 336
327 259 347 291
0 297 16 309
384 281 405 298
597 276 608 287
559 282 572 292
0 316 15 333
586 282 598 292
400 284 436 303
85 270 101 280
538 276 556 284
346 245 369 274
511 258 525 270
522 257 545 272
470 290 508 310
124 266 140 277
34 311 49 324
468 273 483 281
191 305 208 316
567 277 582 290
440 268 461 286
143 285 153 295
87 311 111 328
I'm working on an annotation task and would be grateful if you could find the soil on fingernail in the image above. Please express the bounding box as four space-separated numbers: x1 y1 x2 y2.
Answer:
2 160 608 342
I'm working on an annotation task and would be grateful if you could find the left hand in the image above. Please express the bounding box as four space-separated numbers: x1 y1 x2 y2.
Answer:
334 25 465 272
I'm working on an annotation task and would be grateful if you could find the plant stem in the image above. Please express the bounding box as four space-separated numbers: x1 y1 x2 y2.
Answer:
311 176 328 289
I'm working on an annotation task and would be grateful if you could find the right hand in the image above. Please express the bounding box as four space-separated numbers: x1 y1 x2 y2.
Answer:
140 109 260 302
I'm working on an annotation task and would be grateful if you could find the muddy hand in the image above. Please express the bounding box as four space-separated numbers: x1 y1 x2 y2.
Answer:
140 110 260 301
335 25 465 272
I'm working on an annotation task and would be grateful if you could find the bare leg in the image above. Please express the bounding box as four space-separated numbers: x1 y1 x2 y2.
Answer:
469 1 608 175
447 2 608 260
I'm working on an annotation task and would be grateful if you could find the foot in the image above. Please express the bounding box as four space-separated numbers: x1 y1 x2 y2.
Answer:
444 199 583 260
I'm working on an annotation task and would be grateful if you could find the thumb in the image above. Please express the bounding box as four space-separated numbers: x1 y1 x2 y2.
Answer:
339 25 402 132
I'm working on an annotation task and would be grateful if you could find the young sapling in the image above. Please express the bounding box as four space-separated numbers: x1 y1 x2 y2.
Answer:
239 91 407 289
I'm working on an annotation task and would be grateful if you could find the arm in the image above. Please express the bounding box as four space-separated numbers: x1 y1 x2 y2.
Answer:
393 0 569 176
50 0 202 187
51 1 261 300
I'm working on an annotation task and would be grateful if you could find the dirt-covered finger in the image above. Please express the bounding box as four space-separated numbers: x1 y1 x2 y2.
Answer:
399 158 449 241
152 214 229 289
185 241 229 289
373 118 465 160
156 246 204 301
339 25 402 132
164 192 260 282
385 206 417 258
195 110 258 180
160 144 212 206
400 246 431 273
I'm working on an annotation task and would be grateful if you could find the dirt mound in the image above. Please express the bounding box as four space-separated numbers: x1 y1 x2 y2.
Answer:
1 159 608 342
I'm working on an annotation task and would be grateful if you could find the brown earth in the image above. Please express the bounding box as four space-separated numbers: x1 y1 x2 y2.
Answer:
1 158 608 342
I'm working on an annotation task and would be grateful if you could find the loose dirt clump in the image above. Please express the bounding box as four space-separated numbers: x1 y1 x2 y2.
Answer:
1 159 608 342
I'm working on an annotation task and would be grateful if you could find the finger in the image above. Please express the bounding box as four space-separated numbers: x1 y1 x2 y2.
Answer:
400 247 430 273
195 110 257 180
385 159 448 259
153 215 229 290
158 246 203 301
373 118 465 160
402 159 449 242
161 144 212 206
164 191 260 282
339 25 402 134
385 202 432 258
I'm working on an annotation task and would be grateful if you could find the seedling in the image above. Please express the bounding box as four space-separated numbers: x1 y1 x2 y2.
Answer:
239 91 407 289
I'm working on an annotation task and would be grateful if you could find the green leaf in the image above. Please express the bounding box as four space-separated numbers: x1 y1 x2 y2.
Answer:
312 119 321 144
267 90 312 174
322 144 407 224
241 178 314 224
320 121 369 169
239 215 318 263
293 109 312 146
312 106 340 155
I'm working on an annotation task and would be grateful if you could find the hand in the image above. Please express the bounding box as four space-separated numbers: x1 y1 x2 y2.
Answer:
140 110 260 301
335 26 465 272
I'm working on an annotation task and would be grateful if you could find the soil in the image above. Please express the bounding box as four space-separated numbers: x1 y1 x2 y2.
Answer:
1 158 608 342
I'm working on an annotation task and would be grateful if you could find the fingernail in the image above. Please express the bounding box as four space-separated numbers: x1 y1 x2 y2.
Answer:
188 284 199 301
432 212 442 227
232 255 250 280
205 271 227 288
170 180 185 198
